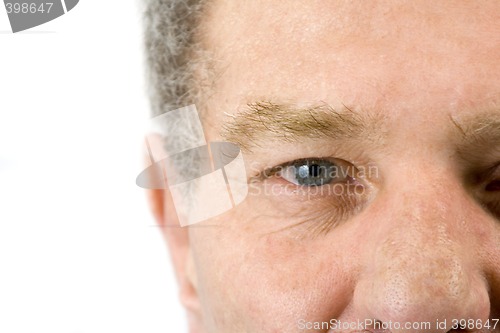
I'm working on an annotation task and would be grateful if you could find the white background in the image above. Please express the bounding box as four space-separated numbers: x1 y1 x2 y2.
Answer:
0 1 187 332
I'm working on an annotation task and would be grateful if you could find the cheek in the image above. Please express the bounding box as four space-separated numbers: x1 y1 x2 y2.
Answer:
189 213 359 332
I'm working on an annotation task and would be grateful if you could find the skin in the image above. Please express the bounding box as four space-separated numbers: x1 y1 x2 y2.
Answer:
149 1 500 332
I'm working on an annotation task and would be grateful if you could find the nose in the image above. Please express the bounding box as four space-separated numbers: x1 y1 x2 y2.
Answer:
351 173 493 332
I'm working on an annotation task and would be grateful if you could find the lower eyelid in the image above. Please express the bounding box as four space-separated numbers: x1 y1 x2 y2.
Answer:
267 187 366 237
276 205 350 237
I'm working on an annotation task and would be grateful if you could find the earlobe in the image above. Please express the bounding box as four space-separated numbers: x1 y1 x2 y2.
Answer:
180 248 201 311
181 249 205 333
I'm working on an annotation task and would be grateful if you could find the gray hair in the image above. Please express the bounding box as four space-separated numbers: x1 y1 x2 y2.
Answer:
143 0 210 117
142 0 216 214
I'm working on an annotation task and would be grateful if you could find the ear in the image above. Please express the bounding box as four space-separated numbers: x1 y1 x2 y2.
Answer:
143 138 203 331
147 188 203 328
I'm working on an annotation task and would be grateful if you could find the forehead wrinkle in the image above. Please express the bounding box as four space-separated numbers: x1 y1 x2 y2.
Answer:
220 101 386 152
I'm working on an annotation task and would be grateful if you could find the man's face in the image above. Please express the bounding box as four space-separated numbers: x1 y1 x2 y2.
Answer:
160 1 500 332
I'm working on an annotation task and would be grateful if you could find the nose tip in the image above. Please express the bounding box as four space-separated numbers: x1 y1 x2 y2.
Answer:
352 249 491 333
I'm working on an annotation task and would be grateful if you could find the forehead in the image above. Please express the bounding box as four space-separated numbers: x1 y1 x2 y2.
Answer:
201 0 500 123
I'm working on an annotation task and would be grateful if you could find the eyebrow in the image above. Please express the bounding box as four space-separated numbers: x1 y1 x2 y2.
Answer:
220 101 500 159
452 113 500 142
220 101 385 152
451 113 500 163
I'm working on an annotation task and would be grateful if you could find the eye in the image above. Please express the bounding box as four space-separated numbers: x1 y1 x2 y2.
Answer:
484 164 500 192
253 157 369 234
480 163 500 218
277 158 351 186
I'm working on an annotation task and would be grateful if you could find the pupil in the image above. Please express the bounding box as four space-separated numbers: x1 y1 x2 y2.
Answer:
310 164 320 178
